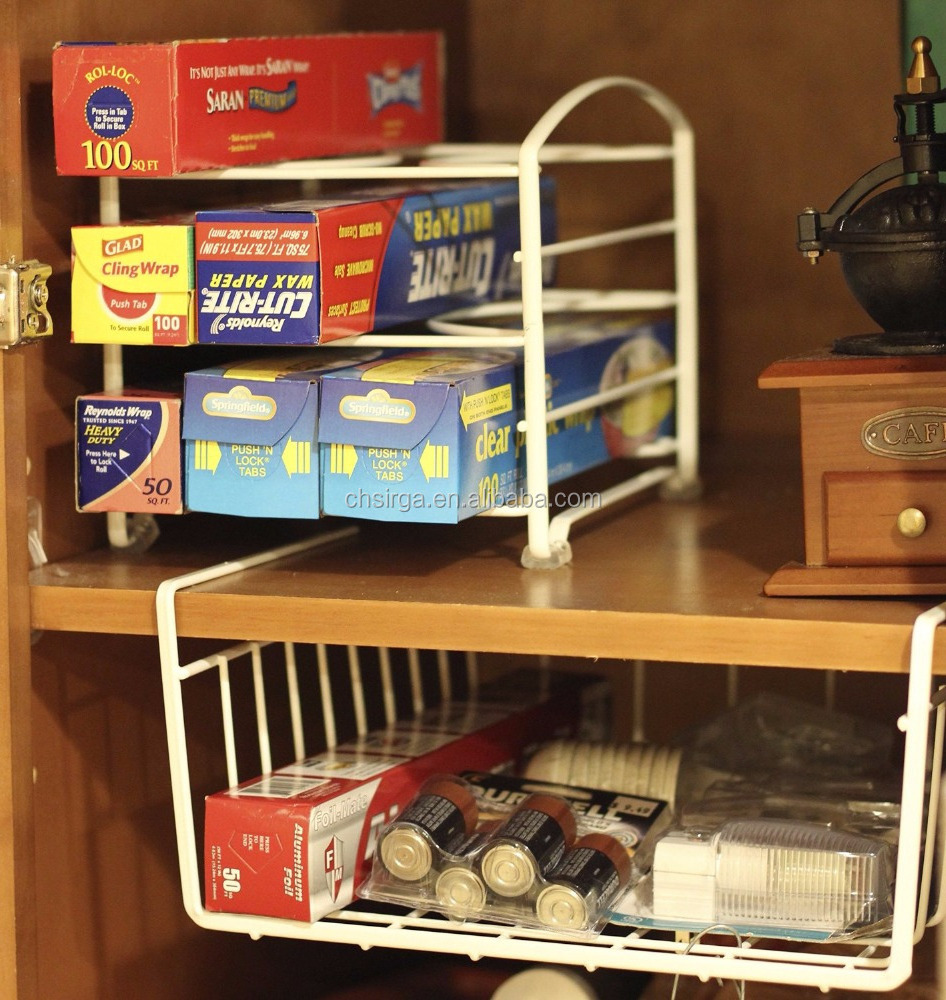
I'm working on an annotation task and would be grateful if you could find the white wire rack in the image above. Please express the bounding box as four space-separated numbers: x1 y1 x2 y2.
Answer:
98 75 700 568
157 534 946 993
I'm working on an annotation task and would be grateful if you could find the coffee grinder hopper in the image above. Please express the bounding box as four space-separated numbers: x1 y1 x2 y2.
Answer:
798 37 946 354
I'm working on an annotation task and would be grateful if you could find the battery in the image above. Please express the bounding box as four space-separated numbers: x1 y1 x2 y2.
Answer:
480 793 577 897
432 821 498 916
379 775 479 881
535 832 632 930
435 866 488 917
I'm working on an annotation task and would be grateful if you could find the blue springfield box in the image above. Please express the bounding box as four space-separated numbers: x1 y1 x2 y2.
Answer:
522 314 677 494
182 351 379 518
194 178 556 346
318 351 520 522
76 388 184 514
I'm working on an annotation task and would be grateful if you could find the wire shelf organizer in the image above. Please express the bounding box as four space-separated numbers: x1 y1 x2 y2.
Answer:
157 533 946 994
97 75 701 568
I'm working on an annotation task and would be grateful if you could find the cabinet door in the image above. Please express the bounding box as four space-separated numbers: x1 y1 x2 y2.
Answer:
0 1 40 996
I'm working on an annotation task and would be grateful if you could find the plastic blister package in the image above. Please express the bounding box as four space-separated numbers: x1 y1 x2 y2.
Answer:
612 816 895 941
361 772 669 937
678 775 902 844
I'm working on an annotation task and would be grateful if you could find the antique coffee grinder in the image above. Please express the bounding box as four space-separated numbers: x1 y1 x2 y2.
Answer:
760 37 946 595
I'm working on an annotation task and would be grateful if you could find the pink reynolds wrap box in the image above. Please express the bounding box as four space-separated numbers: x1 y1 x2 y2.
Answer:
75 388 184 514
52 32 444 176
203 672 597 922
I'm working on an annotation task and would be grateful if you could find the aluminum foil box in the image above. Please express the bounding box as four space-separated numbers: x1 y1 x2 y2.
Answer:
203 673 590 922
182 352 377 518
52 33 444 176
318 351 520 522
75 389 184 514
194 179 556 345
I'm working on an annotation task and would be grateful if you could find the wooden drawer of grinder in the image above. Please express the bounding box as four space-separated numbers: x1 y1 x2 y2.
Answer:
824 471 946 565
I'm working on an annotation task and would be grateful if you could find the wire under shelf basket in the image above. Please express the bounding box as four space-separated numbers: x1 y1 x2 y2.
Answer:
157 534 946 993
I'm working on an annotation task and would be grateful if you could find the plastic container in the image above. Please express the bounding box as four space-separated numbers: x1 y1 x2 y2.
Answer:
651 817 894 933
363 774 660 938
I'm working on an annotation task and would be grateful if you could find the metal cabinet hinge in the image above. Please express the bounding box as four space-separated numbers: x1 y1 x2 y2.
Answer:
0 258 53 347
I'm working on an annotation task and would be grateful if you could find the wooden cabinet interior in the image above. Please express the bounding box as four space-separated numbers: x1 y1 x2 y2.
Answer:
2 2 925 998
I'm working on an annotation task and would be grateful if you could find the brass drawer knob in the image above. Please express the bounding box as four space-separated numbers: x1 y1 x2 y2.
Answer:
897 507 927 538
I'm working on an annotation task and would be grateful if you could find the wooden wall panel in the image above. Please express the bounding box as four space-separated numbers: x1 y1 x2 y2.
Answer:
463 0 902 440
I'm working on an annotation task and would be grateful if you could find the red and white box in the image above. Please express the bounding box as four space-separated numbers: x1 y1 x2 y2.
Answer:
204 674 597 922
52 32 444 177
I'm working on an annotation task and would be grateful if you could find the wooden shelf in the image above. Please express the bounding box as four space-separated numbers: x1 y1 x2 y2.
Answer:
29 449 946 673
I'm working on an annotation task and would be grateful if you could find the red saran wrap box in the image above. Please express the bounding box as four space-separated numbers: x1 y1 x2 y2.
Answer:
52 32 444 176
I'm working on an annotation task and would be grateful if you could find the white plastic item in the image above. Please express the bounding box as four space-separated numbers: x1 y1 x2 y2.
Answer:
652 819 894 934
524 738 725 809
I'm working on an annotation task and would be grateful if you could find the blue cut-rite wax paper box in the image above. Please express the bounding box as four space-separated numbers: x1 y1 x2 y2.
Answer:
318 351 520 522
195 178 556 347
182 351 378 518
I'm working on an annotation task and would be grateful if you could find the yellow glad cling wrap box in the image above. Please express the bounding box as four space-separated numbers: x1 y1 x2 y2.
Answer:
317 351 520 523
182 351 378 518
71 222 195 345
